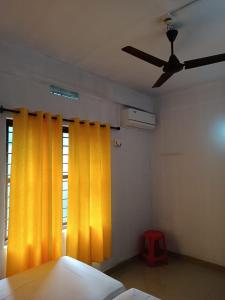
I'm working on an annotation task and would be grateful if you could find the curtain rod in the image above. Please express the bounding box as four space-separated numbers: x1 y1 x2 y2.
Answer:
0 105 120 130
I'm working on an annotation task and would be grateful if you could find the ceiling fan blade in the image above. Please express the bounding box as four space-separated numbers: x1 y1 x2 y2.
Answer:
122 46 166 68
184 53 225 69
152 72 174 88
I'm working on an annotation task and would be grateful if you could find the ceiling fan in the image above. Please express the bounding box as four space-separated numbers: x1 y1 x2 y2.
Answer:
122 29 225 88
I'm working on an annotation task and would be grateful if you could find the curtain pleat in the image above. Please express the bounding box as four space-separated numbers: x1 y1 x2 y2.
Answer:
100 124 112 259
6 109 62 276
67 121 111 263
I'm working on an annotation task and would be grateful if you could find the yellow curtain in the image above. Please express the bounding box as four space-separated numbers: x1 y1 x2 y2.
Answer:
7 109 62 276
67 120 111 263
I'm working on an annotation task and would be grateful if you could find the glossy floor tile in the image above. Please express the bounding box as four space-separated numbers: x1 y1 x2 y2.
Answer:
107 256 225 300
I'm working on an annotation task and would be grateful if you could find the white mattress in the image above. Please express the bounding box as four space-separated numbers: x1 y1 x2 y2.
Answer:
113 288 160 300
0 256 125 300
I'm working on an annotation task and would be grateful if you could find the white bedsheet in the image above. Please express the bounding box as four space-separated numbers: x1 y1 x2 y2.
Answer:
113 288 160 300
0 256 125 300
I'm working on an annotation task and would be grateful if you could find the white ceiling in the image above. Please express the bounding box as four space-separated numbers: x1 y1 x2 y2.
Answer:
1 0 225 95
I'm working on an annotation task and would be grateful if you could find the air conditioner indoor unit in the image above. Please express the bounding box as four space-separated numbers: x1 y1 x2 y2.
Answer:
121 108 156 129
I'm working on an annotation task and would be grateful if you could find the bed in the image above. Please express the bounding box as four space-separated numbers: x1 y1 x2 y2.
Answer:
113 288 160 300
0 256 125 300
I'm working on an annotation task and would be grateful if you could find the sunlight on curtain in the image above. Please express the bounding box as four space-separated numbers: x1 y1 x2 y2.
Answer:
67 120 111 263
7 109 62 276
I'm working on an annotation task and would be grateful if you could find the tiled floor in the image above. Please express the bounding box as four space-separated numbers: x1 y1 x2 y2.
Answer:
107 256 225 300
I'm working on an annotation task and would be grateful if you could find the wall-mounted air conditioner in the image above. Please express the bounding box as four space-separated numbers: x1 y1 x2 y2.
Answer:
121 108 156 129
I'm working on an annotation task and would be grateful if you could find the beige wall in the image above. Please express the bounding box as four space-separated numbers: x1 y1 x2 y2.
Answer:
151 80 225 267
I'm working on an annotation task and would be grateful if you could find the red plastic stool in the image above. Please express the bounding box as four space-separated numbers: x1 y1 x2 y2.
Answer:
142 230 168 266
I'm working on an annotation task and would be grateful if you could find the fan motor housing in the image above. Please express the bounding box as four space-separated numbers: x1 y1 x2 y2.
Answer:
163 54 184 73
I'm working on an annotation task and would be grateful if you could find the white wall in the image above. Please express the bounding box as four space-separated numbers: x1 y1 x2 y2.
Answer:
0 41 155 277
151 80 225 267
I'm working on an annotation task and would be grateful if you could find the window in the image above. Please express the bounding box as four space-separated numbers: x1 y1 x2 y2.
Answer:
49 85 79 101
62 128 69 225
5 120 13 240
5 120 69 239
